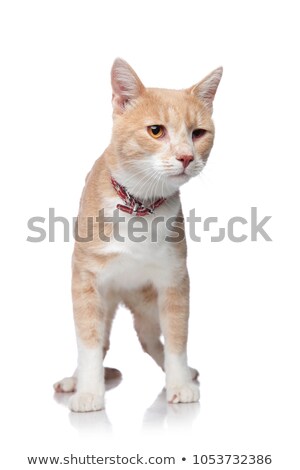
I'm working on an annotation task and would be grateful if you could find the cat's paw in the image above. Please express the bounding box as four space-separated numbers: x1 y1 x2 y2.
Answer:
189 367 199 380
69 393 104 412
53 376 77 393
167 381 200 404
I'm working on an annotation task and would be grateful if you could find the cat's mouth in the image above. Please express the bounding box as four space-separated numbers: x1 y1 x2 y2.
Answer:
169 170 190 178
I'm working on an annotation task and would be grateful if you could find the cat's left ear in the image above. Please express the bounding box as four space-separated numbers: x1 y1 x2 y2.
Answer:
111 58 145 114
189 67 223 113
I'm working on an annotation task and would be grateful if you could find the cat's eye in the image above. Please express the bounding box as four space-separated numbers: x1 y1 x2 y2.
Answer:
192 128 206 140
147 125 165 139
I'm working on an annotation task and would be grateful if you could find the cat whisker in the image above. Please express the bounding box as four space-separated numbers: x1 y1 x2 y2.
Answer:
144 172 161 203
141 170 160 204
155 174 164 203
130 169 158 202
119 166 157 188
145 170 158 202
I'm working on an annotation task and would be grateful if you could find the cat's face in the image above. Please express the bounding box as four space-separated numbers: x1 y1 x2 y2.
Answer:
109 59 222 201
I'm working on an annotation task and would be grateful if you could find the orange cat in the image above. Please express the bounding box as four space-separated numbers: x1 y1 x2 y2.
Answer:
54 59 222 412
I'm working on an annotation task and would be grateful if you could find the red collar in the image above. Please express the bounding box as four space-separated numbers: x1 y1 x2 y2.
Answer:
111 177 166 216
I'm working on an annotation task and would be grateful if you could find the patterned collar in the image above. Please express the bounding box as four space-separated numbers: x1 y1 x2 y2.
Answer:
111 177 166 216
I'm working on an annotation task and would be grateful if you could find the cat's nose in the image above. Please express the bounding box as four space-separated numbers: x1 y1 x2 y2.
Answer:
176 154 194 168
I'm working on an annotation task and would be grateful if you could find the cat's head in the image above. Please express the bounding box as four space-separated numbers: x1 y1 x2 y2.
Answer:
109 58 222 202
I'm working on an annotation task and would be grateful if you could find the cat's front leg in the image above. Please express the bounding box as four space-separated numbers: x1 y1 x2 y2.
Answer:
68 265 105 413
159 276 199 404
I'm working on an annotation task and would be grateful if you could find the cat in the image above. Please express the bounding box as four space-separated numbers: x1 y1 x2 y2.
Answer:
54 58 222 412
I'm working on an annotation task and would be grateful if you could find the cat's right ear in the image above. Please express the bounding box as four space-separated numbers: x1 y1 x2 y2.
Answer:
189 67 223 114
111 58 145 114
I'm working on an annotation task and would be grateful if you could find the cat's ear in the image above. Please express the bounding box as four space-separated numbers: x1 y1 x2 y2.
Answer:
189 67 223 113
111 58 145 114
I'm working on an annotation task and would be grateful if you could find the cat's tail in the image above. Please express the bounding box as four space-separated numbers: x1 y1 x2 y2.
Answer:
104 367 122 381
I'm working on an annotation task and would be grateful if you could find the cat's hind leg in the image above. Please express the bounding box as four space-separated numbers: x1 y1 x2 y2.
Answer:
54 368 121 394
124 284 198 380
54 371 77 393
124 285 164 370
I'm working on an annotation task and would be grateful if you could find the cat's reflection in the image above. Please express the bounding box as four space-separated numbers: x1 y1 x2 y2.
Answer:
53 374 122 434
54 377 200 434
142 384 200 432
69 407 112 434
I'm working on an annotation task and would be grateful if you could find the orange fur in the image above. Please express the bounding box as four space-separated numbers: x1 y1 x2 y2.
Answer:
55 58 222 411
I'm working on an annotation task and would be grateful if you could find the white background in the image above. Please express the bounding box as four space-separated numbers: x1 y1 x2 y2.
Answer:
0 0 299 468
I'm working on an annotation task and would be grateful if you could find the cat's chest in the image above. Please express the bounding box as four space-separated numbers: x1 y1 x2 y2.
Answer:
97 195 182 290
100 195 180 252
99 242 175 291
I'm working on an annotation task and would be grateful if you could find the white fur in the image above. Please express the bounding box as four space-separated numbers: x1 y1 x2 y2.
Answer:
54 375 76 393
69 338 104 412
112 155 186 201
97 193 184 291
164 351 199 403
